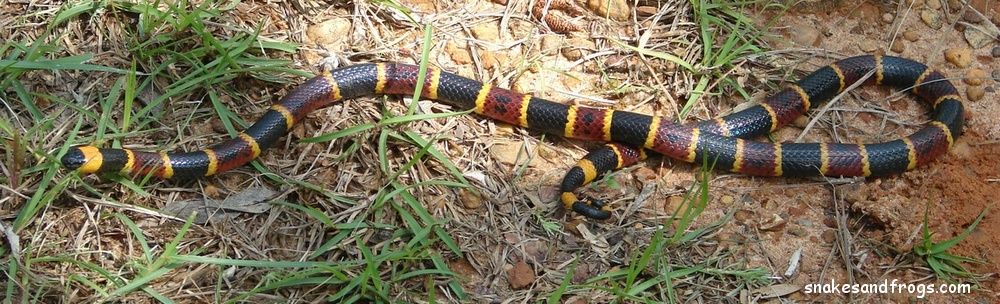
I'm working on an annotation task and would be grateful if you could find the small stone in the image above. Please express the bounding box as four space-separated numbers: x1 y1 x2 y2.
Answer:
992 69 1000 81
839 184 868 203
446 41 472 65
822 217 837 228
821 230 837 243
507 261 535 290
734 209 756 224
967 86 986 101
944 48 973 68
964 69 988 86
307 18 352 45
586 0 630 21
993 46 1000 58
540 35 563 55
471 22 500 41
562 37 595 61
902 30 920 41
788 206 806 217
759 214 787 232
460 189 482 209
921 9 942 29
890 42 905 54
788 228 809 237
963 10 984 23
858 39 880 53
925 0 941 9
666 195 686 213
789 23 822 46
964 27 994 48
720 195 735 205
882 13 894 23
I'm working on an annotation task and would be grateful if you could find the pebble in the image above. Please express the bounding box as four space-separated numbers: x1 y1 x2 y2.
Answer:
789 23 822 46
963 10 984 23
964 27 994 48
471 22 499 41
993 46 1000 58
759 214 787 232
902 30 920 41
821 230 837 243
925 0 941 9
992 69 1000 80
460 189 482 209
307 18 352 45
666 195 686 213
921 9 942 29
967 86 986 101
507 261 535 290
540 35 563 56
964 69 988 86
858 40 880 53
788 228 808 237
586 0 630 21
733 209 755 224
882 13 894 23
562 37 595 61
445 41 472 65
890 42 905 54
944 48 973 68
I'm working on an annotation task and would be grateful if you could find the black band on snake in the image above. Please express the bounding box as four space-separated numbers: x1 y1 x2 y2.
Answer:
61 55 966 220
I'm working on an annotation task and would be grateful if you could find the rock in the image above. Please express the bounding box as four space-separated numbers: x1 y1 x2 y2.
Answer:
507 261 535 290
789 23 821 46
902 30 920 41
967 86 986 101
943 48 973 67
720 194 735 206
666 195 686 213
540 35 563 55
890 42 905 54
460 189 482 209
993 69 1000 81
562 37 595 61
964 27 994 48
963 10 985 23
446 41 472 65
921 9 942 29
759 214 787 232
586 0 630 21
858 39 880 53
993 46 1000 57
307 18 352 45
882 13 894 23
471 22 500 41
964 69 988 86
733 209 755 224
821 229 837 243
925 0 941 9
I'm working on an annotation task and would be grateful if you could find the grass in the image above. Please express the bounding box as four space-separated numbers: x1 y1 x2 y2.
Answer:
913 201 989 286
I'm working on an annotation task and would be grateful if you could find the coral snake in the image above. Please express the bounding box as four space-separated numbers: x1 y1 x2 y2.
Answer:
62 55 965 220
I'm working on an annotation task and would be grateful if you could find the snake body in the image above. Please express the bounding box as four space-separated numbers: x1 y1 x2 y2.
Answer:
62 55 965 219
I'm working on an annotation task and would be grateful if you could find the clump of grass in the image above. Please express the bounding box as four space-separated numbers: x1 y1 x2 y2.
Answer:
913 201 988 285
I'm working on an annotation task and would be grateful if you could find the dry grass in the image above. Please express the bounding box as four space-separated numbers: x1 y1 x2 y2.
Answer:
1 0 990 303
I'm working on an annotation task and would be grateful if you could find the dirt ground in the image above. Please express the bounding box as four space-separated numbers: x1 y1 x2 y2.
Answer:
3 0 999 302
